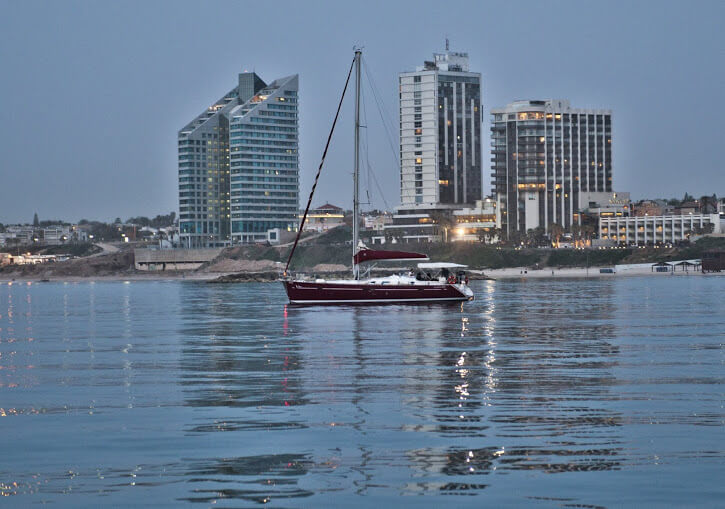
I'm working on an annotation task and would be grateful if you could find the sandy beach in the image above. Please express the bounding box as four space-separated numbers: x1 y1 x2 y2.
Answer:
483 263 721 279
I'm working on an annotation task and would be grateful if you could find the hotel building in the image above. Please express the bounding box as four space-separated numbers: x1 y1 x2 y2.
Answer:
491 100 612 237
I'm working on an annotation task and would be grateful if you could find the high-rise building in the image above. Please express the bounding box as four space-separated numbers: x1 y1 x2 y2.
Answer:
178 73 299 247
399 47 483 207
228 75 299 244
490 100 612 236
387 46 483 243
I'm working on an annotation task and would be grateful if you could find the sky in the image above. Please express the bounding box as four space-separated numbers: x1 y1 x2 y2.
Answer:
1 0 724 224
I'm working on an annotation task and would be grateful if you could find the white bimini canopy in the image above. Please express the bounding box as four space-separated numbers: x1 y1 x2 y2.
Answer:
417 262 468 269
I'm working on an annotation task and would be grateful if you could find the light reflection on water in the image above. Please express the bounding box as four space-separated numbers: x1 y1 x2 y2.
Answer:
0 277 723 506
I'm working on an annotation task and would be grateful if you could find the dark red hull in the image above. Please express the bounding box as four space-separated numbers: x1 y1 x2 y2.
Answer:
283 280 472 304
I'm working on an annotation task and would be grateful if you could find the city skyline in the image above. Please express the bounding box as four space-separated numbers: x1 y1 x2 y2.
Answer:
1 0 724 224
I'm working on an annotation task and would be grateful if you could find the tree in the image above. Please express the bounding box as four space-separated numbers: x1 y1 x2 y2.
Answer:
530 226 546 247
682 192 694 203
33 213 39 227
429 210 455 243
114 217 122 225
700 194 718 214
549 223 564 247
507 230 524 247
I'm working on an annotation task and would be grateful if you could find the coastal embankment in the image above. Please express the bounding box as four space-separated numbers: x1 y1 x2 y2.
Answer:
1 230 723 282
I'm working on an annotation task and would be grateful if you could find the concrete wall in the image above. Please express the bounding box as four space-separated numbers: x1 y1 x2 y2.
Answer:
134 248 223 271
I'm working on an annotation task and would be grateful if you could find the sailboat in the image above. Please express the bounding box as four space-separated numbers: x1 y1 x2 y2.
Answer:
282 49 474 305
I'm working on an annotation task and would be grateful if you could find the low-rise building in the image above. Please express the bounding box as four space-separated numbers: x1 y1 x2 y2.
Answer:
631 200 664 217
303 203 344 232
599 213 721 245
0 225 87 246
134 248 223 271
0 227 35 246
452 198 498 242
362 212 392 232
384 204 457 243
384 199 501 243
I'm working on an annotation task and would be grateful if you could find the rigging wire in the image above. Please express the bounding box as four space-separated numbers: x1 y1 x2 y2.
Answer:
362 56 401 173
358 65 392 210
284 57 355 275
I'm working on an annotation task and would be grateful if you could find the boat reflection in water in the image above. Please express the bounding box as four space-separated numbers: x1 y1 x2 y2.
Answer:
2 277 723 505
174 280 625 503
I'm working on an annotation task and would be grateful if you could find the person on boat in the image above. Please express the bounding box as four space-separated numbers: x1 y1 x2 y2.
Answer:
440 267 450 283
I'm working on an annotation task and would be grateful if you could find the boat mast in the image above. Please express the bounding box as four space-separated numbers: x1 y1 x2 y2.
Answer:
352 48 361 280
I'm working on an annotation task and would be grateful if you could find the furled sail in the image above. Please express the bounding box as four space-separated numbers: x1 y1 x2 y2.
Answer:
353 249 429 265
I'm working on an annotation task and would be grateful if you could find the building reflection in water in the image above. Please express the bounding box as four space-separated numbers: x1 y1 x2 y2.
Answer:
178 283 312 504
404 278 624 495
177 279 624 502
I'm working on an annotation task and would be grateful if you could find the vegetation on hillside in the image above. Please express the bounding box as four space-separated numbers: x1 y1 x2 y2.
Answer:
275 232 725 271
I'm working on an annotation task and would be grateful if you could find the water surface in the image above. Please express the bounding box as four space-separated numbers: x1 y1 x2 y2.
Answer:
0 277 723 506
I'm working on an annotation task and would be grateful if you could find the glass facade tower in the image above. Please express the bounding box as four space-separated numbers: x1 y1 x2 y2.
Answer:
490 100 612 236
228 75 299 243
178 73 298 247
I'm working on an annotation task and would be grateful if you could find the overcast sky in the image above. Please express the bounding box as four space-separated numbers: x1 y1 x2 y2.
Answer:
1 0 723 224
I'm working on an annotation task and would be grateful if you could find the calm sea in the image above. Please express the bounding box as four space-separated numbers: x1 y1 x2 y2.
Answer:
0 277 723 507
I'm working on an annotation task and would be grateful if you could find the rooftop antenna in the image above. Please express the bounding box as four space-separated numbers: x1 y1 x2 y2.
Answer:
445 37 449 51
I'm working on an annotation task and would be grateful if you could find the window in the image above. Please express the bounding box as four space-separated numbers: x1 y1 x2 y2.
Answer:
413 75 421 83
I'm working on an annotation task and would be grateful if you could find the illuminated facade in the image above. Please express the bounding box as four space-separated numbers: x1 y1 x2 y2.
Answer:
303 203 344 233
178 72 298 247
228 75 299 244
491 100 612 237
399 47 483 207
600 213 721 245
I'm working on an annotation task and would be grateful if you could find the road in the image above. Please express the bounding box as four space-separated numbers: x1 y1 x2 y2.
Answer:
89 242 120 257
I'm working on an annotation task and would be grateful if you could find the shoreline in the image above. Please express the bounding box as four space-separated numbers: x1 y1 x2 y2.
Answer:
483 266 721 279
1 266 721 283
